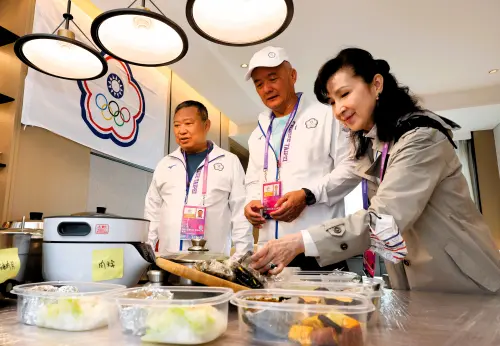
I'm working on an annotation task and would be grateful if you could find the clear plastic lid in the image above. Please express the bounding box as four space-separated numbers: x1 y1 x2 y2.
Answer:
230 289 375 314
271 281 382 298
12 281 125 297
361 276 384 291
286 271 360 283
105 286 234 307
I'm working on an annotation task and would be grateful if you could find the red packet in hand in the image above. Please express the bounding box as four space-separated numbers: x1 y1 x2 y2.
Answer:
363 249 376 278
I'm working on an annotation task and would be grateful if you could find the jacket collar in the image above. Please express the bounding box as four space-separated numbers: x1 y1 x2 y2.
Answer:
168 141 225 165
258 92 308 125
355 125 393 183
355 151 379 184
399 110 460 132
353 110 452 183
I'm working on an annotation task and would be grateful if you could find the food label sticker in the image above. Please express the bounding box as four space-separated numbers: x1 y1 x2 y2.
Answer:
95 224 109 235
92 248 124 282
0 248 20 283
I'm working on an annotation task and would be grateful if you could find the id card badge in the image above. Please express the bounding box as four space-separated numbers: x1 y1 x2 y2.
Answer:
180 206 206 240
262 181 282 219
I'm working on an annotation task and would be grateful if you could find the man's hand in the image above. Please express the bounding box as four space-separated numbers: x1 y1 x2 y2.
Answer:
250 233 305 275
270 189 307 222
244 200 265 228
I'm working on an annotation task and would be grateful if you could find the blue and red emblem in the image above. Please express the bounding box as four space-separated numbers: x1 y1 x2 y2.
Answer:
77 55 146 147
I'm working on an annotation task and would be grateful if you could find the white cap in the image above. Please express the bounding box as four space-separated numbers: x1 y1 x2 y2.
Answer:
244 46 290 81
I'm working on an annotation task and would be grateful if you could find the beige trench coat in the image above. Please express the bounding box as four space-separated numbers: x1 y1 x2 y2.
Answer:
308 113 500 294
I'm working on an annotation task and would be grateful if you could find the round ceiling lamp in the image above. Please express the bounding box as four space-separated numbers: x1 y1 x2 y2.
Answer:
14 0 107 80
91 0 188 67
186 0 294 47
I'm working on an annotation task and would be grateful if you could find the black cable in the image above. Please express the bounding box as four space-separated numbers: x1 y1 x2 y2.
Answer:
64 0 72 29
51 19 66 34
148 0 167 17
71 20 100 51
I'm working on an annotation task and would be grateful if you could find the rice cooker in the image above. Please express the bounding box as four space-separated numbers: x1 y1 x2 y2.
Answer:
43 208 155 287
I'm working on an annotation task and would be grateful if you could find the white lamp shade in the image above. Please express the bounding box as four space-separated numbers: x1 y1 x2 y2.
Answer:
187 0 294 46
14 34 107 80
91 9 188 66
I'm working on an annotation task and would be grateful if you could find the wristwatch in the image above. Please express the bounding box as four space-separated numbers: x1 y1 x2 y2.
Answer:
302 188 316 206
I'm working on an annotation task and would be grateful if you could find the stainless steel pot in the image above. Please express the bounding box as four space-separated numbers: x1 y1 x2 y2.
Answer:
162 239 227 286
2 213 44 283
0 229 32 298
2 212 44 230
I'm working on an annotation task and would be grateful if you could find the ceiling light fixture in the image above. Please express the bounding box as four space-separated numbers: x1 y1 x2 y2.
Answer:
14 0 107 80
241 63 248 68
91 0 188 67
489 69 498 74
186 0 294 47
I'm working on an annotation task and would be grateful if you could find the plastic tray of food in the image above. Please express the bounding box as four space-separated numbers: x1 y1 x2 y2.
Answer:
286 270 361 283
105 286 233 345
12 281 125 331
269 281 382 326
231 289 374 345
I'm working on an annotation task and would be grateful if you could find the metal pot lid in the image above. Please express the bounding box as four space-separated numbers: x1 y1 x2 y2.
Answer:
71 206 118 217
0 228 33 236
162 251 227 263
6 221 44 230
2 212 44 230
44 207 149 222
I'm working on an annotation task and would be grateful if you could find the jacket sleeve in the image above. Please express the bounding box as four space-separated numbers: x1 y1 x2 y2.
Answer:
305 115 361 206
144 169 163 249
307 128 449 266
229 156 255 258
244 135 262 204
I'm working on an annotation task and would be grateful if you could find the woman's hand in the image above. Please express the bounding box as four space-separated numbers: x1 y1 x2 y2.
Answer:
250 233 305 275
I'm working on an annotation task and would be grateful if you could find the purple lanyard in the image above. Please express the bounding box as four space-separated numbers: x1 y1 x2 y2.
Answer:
362 142 389 209
362 142 389 278
263 93 302 181
183 142 211 205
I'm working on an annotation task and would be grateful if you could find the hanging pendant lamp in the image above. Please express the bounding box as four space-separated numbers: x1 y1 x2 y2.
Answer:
91 0 188 67
186 0 294 47
14 0 108 81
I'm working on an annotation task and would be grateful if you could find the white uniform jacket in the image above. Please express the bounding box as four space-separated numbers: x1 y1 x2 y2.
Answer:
245 94 360 246
145 143 254 257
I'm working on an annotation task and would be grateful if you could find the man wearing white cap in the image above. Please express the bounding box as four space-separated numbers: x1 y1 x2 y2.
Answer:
243 46 359 271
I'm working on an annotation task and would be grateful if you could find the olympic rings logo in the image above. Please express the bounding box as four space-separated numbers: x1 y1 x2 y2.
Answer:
95 93 131 127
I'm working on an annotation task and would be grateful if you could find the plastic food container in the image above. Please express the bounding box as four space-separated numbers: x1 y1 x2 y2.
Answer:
270 281 382 326
106 286 233 345
12 281 125 331
231 289 374 345
287 270 360 283
361 276 385 291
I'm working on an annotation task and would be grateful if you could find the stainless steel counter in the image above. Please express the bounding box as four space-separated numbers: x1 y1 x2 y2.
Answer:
1 289 499 346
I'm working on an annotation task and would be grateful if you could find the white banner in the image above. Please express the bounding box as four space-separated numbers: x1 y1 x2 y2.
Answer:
21 0 168 169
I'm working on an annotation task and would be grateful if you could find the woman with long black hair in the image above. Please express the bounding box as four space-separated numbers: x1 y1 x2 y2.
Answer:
250 48 500 294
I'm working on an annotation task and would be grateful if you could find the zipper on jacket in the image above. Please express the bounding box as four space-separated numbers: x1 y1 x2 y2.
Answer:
169 154 225 251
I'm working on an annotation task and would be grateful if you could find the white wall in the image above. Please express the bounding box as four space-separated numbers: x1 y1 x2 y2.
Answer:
87 155 152 218
494 124 500 177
